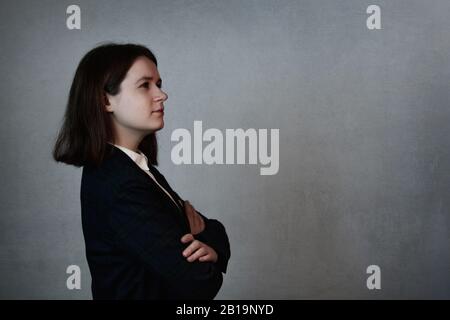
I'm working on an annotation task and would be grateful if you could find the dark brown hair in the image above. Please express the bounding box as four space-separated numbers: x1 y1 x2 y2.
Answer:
52 42 159 168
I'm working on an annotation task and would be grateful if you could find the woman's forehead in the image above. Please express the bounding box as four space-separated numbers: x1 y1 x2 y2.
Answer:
125 57 159 83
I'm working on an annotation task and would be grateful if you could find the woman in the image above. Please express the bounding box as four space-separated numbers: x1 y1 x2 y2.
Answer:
52 42 230 299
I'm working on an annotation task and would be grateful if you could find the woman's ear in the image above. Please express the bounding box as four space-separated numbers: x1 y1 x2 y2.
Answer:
103 92 113 112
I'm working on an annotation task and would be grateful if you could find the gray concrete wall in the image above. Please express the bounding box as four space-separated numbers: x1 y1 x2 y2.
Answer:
0 0 449 299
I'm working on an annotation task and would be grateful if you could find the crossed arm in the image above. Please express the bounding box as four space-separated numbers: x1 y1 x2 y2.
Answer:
180 200 231 274
148 165 231 274
109 179 230 299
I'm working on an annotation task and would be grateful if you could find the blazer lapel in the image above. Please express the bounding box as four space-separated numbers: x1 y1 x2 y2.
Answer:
108 144 189 232
146 165 191 232
147 165 185 211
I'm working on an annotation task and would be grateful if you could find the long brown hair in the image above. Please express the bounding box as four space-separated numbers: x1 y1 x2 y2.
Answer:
52 42 160 168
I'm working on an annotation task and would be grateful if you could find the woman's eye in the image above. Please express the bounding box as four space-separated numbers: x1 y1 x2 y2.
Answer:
140 82 162 89
141 82 162 89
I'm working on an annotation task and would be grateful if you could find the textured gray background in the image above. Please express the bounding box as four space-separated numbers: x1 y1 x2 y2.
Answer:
0 0 449 299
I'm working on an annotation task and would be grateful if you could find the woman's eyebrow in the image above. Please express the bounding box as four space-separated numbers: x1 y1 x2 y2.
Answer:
135 76 162 84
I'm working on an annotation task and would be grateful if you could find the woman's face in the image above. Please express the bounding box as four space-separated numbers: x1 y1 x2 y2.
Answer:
105 56 168 136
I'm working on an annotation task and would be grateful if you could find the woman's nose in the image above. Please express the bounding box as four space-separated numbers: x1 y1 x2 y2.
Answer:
154 91 168 103
157 88 168 101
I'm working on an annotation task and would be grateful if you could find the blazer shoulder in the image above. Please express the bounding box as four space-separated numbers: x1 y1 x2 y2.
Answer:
81 147 137 201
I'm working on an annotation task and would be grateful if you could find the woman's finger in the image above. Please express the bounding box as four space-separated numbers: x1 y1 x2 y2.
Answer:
199 253 213 262
199 215 205 230
193 211 204 232
193 214 201 230
182 240 201 257
185 202 196 222
180 233 194 243
187 247 207 262
185 201 195 213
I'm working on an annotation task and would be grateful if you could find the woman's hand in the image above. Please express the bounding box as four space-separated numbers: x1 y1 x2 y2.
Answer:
180 233 218 263
183 200 205 235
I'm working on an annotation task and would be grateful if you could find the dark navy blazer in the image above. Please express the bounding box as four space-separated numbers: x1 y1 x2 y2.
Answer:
80 143 230 300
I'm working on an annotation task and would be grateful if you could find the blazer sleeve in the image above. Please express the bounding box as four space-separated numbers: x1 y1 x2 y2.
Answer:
193 211 231 274
108 180 223 300
148 165 231 274
170 189 231 274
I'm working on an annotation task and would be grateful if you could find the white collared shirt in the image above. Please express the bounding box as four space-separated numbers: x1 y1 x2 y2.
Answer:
108 142 180 210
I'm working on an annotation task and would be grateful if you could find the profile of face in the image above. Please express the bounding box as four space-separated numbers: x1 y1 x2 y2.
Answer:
105 56 168 137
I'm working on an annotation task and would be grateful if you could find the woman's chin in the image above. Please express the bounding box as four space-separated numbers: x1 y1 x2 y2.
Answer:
151 120 164 131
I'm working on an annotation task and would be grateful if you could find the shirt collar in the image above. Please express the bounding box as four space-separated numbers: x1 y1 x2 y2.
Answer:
108 142 150 171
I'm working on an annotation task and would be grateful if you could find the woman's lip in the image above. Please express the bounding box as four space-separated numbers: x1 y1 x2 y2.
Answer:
153 110 164 114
